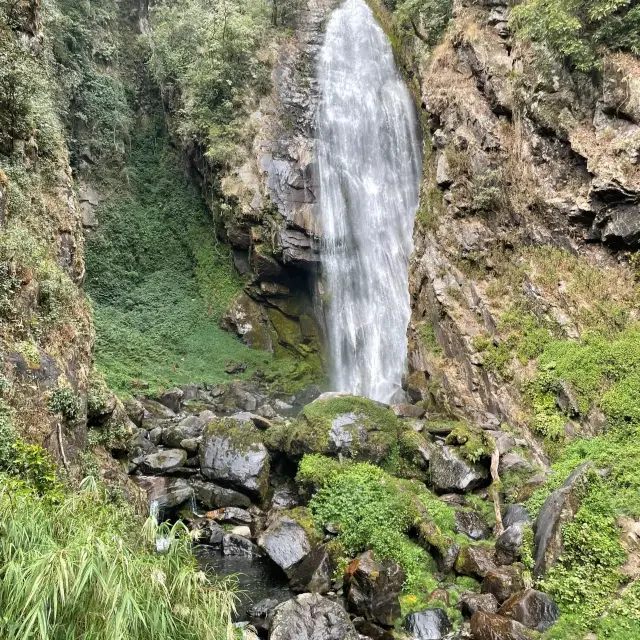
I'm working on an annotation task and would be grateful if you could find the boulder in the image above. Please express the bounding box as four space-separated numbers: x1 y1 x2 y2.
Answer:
139 448 187 474
459 593 499 617
482 566 525 603
290 544 333 594
404 608 452 639
455 545 497 579
257 515 311 577
392 403 426 419
132 476 194 511
499 589 559 632
208 506 252 525
200 417 270 501
222 533 263 557
269 593 359 640
498 453 532 475
495 524 524 565
191 478 252 509
162 415 205 447
353 618 395 640
148 426 163 446
455 510 491 540
124 398 145 426
272 484 301 510
128 429 157 458
191 518 225 547
286 395 399 463
470 612 532 640
344 550 405 627
159 387 184 413
430 446 489 493
533 462 591 577
502 505 531 529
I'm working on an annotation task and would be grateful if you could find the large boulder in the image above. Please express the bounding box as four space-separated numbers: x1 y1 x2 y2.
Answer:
159 387 184 413
533 462 591 577
139 448 187 474
190 478 252 509
222 533 263 557
499 589 560 632
290 544 333 594
162 415 205 448
455 510 491 540
200 416 270 501
132 476 194 511
257 513 311 577
495 524 524 565
430 446 489 493
502 504 531 530
284 395 399 463
404 608 452 639
459 593 499 617
269 593 359 640
470 612 532 640
344 550 405 627
455 545 498 579
481 566 526 603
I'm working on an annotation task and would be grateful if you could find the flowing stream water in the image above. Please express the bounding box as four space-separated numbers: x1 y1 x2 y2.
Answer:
316 0 422 404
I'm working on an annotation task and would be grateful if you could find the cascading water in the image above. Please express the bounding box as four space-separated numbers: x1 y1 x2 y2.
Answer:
316 0 422 403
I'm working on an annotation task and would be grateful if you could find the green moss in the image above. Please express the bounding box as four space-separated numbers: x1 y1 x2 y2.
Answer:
285 396 400 461
284 507 323 546
206 417 264 454
418 320 442 355
445 423 494 463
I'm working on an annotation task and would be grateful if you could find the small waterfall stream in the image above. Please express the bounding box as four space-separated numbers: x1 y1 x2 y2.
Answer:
316 0 422 403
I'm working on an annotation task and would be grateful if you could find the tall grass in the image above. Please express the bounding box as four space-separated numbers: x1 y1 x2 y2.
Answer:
0 477 236 639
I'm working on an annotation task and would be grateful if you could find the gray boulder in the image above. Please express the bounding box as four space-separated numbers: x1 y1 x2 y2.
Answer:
200 417 270 501
290 544 334 594
139 448 187 474
162 415 204 447
533 462 591 577
222 533 263 557
159 387 184 413
499 589 559 632
405 608 452 639
430 446 489 493
269 593 359 640
470 612 532 640
455 510 491 540
272 484 301 510
257 515 311 577
191 478 252 509
208 506 252 525
502 504 531 529
132 476 194 511
496 524 524 564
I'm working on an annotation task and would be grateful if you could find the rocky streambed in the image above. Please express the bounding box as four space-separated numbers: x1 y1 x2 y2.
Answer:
114 381 584 639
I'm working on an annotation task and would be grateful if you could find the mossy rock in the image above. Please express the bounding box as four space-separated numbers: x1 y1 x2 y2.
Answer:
277 395 400 463
445 423 494 463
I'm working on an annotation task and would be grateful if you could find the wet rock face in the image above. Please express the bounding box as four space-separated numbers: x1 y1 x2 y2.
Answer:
132 476 194 510
289 544 333 594
470 612 532 640
404 608 452 639
495 524 524 564
257 515 311 577
344 551 405 627
502 505 531 529
455 510 491 540
269 593 360 640
199 417 270 501
499 589 560 632
459 593 499 617
430 446 489 493
222 533 263 557
533 462 591 577
482 566 526 603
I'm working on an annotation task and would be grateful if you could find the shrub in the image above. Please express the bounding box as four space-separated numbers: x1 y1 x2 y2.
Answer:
47 387 81 421
511 0 640 72
0 478 237 639
394 0 453 46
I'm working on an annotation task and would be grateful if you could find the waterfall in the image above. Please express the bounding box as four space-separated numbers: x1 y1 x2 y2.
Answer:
316 0 422 404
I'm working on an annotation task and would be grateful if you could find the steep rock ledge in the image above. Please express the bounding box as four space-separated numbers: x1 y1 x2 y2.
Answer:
405 0 640 452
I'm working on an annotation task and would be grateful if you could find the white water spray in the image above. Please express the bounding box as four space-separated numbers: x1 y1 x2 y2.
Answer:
316 0 422 403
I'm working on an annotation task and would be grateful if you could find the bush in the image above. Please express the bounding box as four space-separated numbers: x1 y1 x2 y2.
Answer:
0 478 237 639
47 387 81 421
394 0 452 47
511 0 640 71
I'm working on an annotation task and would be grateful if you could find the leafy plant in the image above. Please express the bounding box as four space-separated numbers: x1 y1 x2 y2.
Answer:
47 387 81 421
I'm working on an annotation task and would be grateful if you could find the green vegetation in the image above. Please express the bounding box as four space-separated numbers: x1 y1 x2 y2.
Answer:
148 0 273 167
0 478 236 639
394 0 453 47
85 129 276 396
47 387 81 422
511 0 640 71
445 423 494 463
298 454 487 621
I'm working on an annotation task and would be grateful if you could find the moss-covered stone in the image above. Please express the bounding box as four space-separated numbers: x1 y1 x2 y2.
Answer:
445 423 494 463
281 395 400 463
